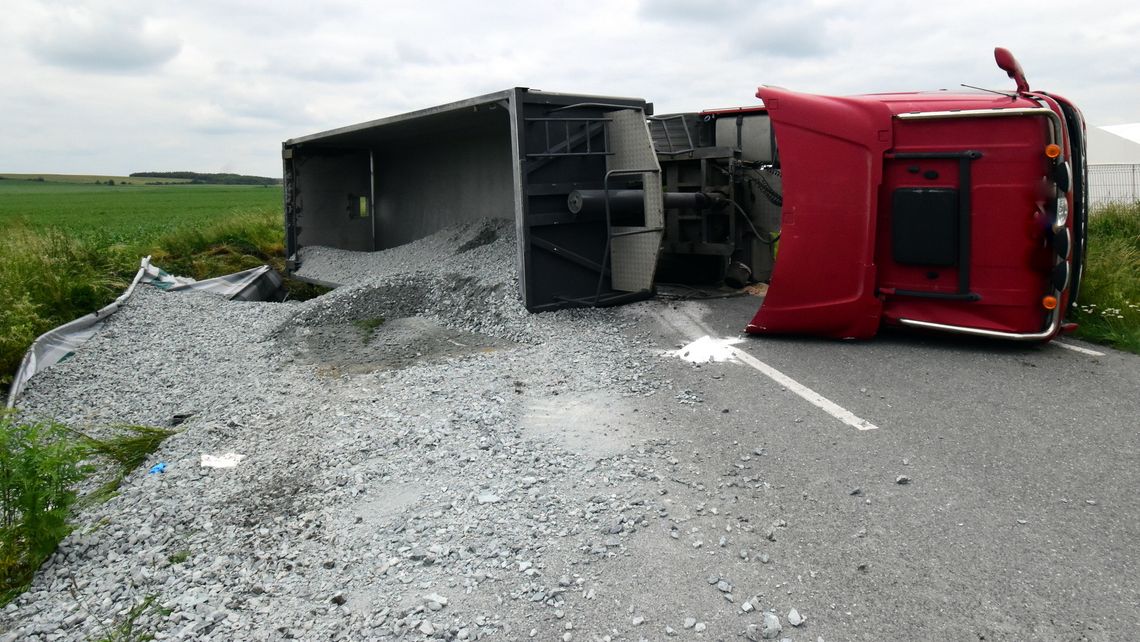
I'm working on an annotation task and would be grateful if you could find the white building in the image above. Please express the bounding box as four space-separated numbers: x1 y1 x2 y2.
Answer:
1087 124 1140 207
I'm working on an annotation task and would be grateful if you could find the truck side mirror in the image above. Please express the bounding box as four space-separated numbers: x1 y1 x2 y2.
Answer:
994 47 1030 93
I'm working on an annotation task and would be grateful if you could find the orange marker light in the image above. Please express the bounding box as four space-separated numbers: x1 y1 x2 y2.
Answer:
1045 144 1062 159
1042 295 1059 310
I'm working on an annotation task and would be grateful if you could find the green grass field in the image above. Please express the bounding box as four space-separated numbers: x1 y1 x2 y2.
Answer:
0 178 280 243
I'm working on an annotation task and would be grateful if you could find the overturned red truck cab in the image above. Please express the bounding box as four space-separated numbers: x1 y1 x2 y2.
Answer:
747 48 1086 340
282 48 1085 343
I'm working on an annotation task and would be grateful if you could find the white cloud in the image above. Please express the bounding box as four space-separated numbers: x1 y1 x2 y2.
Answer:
0 0 1138 177
25 2 181 72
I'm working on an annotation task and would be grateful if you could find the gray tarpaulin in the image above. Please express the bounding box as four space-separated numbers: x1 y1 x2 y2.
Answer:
6 258 284 408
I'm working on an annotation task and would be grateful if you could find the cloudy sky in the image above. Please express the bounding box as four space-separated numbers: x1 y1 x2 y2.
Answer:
3 0 1138 178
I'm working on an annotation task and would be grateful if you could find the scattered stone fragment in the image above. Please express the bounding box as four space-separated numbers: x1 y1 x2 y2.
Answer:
632 616 644 626
717 580 731 593
895 475 911 485
684 617 697 629
694 622 707 632
762 611 782 639
788 608 804 626
478 492 501 504
665 625 676 635
419 620 435 635
760 552 770 564
849 487 863 496
741 601 754 613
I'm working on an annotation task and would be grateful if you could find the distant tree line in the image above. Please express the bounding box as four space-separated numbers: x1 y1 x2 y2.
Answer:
129 171 281 185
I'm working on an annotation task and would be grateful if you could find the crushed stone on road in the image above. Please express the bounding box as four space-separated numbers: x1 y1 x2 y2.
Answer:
3 219 806 641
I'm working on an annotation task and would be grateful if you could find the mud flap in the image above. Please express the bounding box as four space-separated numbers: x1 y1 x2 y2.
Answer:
745 88 892 339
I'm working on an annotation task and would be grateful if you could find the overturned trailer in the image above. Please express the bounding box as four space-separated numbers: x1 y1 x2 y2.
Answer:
283 48 1086 341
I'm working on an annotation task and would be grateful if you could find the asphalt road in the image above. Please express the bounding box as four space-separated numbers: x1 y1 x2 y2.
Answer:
621 295 1139 641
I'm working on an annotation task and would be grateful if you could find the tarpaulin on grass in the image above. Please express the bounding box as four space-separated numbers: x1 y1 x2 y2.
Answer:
6 258 283 408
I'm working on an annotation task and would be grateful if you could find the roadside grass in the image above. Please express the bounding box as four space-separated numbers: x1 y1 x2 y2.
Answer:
78 426 176 501
1071 201 1140 353
0 412 90 604
145 207 286 279
0 223 130 392
0 412 175 605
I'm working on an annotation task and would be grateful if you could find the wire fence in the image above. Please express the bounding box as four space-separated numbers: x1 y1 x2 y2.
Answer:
1089 164 1140 210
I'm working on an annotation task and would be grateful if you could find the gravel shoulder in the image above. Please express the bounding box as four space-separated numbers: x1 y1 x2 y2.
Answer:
3 220 1138 641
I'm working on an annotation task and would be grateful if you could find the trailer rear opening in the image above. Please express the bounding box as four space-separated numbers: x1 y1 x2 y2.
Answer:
282 48 1085 342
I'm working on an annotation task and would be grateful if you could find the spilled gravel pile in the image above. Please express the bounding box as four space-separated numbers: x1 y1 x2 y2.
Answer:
2 219 808 641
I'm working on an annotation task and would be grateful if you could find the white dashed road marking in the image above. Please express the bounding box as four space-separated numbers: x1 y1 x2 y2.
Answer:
723 343 879 431
658 306 879 432
1053 341 1106 357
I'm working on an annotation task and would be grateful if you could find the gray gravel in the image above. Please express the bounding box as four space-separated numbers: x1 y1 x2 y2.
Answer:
3 219 802 641
11 215 1134 640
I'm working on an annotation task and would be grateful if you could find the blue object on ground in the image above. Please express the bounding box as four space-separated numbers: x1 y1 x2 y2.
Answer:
149 462 167 474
